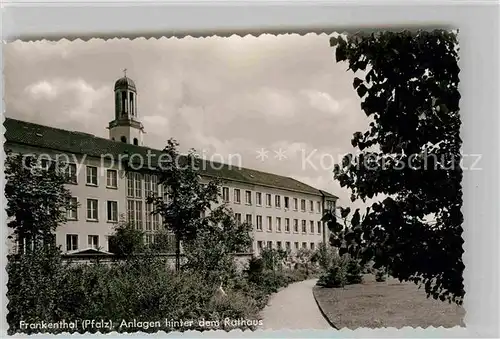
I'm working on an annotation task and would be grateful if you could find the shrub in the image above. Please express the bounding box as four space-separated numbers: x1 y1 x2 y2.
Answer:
8 250 263 334
317 264 347 288
107 222 145 258
345 256 363 285
260 248 287 271
375 268 387 282
313 243 336 271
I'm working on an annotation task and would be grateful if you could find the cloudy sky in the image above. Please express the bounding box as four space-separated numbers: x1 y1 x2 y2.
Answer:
5 33 372 209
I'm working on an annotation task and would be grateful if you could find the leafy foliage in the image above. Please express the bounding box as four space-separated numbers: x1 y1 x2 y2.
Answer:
7 250 262 334
5 151 73 251
375 268 387 282
182 206 253 282
345 256 363 285
329 30 463 303
317 254 349 288
260 248 288 271
312 242 337 271
146 139 221 270
108 221 145 258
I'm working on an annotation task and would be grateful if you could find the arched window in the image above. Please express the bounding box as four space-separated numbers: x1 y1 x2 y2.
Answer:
130 93 135 117
112 137 115 141
121 136 127 143
121 92 127 116
133 138 139 146
115 92 120 118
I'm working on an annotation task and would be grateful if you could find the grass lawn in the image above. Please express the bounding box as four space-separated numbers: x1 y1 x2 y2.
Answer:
313 274 465 329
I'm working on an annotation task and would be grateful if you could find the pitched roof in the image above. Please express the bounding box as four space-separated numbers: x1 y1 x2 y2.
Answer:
4 117 338 199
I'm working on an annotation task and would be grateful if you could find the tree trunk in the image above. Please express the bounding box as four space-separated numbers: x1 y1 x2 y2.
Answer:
175 234 181 271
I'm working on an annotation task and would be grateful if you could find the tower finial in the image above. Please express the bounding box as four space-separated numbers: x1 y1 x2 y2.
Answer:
123 68 127 77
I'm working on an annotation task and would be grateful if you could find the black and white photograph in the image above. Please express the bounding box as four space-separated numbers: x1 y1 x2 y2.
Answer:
4 29 465 334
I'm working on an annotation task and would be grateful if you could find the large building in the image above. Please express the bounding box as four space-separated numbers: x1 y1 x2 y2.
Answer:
4 74 337 256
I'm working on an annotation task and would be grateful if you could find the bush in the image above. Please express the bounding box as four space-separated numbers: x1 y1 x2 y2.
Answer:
317 264 347 288
316 254 364 288
7 251 262 334
375 268 387 282
312 243 336 271
345 256 363 285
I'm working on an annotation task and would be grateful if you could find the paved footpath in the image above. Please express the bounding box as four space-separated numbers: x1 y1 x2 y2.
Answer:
259 278 332 330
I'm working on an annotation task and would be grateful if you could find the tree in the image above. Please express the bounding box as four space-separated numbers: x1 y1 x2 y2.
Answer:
5 151 73 253
146 139 221 271
108 220 145 258
182 206 253 283
328 30 464 304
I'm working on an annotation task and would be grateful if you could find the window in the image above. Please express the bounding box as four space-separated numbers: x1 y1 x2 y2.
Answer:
293 219 299 233
276 217 282 232
285 242 291 250
134 173 142 198
293 198 298 210
66 234 78 251
121 136 127 143
127 172 134 197
285 218 290 232
107 201 118 222
106 169 118 188
127 172 143 198
145 204 153 231
317 201 321 213
256 215 263 231
133 138 138 146
136 201 143 229
87 199 98 221
153 213 160 231
235 213 242 224
310 220 314 233
246 214 252 224
318 221 322 234
130 93 135 115
277 241 282 250
266 194 272 207
267 241 272 249
222 187 230 202
294 242 299 250
257 241 263 254
275 195 281 208
267 216 272 232
121 92 127 114
144 174 159 197
302 242 307 249
145 233 153 245
245 190 252 205
234 189 241 204
256 192 262 206
284 197 289 209
65 163 77 184
86 166 98 186
310 200 314 212
67 197 78 220
127 200 143 230
310 243 315 251
88 235 99 249
302 220 307 233
301 199 306 212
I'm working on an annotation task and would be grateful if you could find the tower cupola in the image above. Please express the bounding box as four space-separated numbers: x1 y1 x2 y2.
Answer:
108 69 145 146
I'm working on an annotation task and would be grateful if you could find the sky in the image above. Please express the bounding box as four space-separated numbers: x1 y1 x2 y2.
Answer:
4 33 373 210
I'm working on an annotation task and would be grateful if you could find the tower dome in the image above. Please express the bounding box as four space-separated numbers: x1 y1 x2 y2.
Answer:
114 76 136 91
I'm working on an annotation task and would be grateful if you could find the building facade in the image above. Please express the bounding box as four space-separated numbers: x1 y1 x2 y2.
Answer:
5 75 337 256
